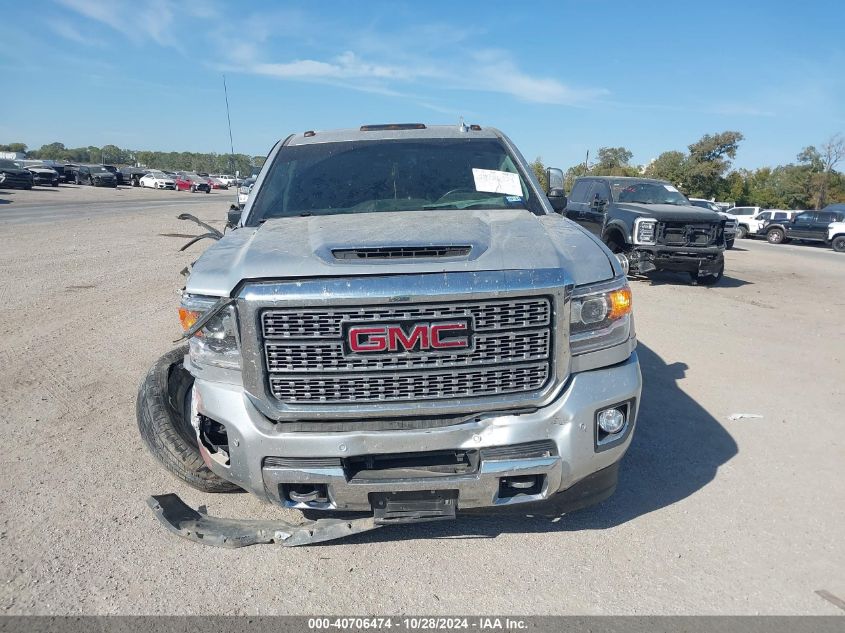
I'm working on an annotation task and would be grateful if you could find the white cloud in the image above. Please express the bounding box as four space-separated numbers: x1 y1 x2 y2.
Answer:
467 49 608 105
56 0 216 48
231 47 604 107
46 19 102 47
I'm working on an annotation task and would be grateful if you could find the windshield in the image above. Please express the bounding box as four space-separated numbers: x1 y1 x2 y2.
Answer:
612 180 690 206
0 159 19 169
91 166 110 174
247 138 540 225
689 200 720 212
149 171 166 178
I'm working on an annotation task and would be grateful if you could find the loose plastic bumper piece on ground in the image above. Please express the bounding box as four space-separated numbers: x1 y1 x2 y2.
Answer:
147 493 382 548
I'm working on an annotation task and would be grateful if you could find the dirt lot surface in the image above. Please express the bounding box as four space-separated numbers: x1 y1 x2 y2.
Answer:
1 185 843 615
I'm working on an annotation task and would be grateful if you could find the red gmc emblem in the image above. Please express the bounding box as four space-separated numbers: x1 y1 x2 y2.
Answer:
343 320 472 354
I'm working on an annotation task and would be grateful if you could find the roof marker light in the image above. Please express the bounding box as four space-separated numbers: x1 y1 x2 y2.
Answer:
359 124 426 131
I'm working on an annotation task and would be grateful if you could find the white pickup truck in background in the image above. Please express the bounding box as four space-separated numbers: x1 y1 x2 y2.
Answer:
729 207 796 238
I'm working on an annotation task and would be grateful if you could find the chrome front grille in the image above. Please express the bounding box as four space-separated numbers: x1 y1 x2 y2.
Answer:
261 297 553 404
269 363 550 403
263 299 550 339
266 329 549 372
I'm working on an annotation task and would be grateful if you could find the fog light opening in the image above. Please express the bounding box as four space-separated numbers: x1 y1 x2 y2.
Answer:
595 402 632 450
598 408 626 435
198 416 230 466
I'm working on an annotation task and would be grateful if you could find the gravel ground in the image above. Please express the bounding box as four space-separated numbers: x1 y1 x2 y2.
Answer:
0 186 843 615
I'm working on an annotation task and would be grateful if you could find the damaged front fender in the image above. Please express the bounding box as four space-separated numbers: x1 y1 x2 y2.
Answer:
148 494 381 548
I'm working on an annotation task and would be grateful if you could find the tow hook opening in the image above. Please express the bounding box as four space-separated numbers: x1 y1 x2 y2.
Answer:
498 474 544 499
282 484 329 505
197 416 230 466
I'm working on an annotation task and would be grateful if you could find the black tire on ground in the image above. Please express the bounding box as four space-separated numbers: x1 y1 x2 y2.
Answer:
737 225 748 239
136 346 239 493
24 185 32 190
52 182 59 187
726 238 735 250
832 236 845 253
766 228 786 244
204 188 210 194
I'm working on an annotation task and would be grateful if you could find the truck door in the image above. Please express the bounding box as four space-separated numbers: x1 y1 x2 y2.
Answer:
564 179 593 231
811 212 837 241
585 180 611 236
787 212 816 239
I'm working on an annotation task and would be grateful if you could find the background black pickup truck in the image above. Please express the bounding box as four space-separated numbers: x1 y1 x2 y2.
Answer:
563 176 726 285
761 207 845 244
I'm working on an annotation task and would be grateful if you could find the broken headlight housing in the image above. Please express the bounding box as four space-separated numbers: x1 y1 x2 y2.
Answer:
179 294 240 369
570 278 633 355
633 217 658 245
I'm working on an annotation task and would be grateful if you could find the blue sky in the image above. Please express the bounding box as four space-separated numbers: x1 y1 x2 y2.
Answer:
2 0 844 170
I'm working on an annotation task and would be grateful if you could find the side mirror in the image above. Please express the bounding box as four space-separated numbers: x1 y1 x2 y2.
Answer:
545 167 566 213
545 167 565 194
547 189 567 212
227 204 241 228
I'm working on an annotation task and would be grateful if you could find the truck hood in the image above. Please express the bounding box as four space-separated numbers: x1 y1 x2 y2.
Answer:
616 203 723 222
187 209 616 296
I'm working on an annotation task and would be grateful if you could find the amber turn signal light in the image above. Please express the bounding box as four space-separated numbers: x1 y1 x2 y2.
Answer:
607 287 632 320
178 307 201 332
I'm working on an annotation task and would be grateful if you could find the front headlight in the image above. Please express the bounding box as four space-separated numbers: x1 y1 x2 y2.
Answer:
633 217 657 245
179 294 240 369
570 278 633 355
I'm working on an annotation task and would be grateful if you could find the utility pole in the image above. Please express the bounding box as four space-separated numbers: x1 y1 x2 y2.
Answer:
584 150 589 173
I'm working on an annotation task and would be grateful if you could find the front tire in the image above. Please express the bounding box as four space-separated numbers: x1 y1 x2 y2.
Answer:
832 236 845 253
726 238 735 250
136 346 239 493
767 228 786 244
737 225 748 239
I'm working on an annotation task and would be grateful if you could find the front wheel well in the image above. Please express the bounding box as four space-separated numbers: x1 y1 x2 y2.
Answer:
603 227 628 252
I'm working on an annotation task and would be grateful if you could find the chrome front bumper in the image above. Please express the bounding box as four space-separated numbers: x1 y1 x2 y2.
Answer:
191 352 641 513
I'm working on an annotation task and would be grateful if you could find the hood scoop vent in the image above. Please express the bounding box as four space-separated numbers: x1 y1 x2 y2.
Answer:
332 245 472 260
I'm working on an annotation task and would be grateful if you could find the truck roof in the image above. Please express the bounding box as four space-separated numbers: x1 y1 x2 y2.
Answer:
286 124 501 146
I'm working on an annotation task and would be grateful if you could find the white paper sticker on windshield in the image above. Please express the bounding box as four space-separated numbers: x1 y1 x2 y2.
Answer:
663 184 679 192
472 168 522 197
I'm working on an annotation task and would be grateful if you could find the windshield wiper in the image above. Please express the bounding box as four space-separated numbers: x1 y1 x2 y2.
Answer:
422 199 518 211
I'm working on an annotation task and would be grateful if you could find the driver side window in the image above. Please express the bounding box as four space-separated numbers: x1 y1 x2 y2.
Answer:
591 182 610 205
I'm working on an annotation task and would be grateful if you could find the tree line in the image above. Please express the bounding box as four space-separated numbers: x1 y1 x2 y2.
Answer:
530 132 845 210
0 142 266 176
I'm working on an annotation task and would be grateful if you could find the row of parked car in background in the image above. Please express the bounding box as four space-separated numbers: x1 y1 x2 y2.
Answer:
723 204 845 252
0 159 247 192
2 157 843 254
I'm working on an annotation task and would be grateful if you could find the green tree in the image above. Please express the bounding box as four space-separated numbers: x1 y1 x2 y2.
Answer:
683 131 744 197
644 150 687 185
816 134 845 208
530 156 548 191
0 142 27 153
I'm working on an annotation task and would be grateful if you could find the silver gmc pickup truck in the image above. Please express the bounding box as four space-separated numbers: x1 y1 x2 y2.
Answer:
139 123 643 547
